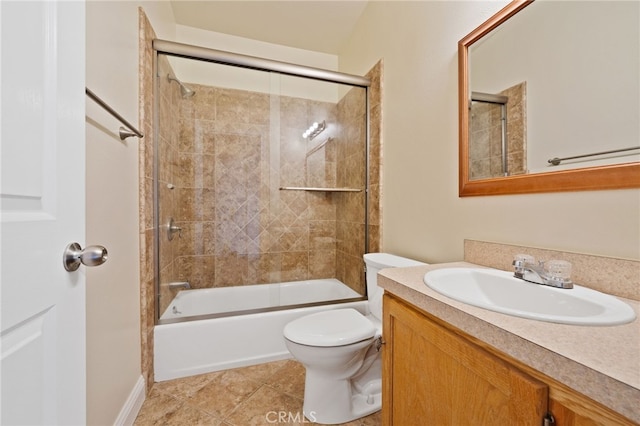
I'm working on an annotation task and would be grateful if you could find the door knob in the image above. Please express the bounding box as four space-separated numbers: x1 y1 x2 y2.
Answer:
63 242 108 271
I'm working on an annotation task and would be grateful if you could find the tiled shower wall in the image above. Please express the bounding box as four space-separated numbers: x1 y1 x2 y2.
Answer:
335 86 368 294
138 9 156 392
155 73 373 315
139 8 383 390
469 82 526 179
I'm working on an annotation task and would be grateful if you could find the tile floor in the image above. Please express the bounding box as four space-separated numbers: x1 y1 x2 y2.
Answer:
133 359 381 426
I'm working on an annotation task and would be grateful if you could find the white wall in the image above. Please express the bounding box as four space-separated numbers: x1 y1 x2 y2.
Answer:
339 1 640 262
471 1 639 172
171 24 341 102
85 2 174 425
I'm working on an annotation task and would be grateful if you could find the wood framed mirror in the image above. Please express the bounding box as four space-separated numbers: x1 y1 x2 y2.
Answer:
458 0 640 196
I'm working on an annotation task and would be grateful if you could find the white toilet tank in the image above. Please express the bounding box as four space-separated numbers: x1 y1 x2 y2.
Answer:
363 253 426 320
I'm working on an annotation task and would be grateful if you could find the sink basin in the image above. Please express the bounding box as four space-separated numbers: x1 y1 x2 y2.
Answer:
423 268 636 326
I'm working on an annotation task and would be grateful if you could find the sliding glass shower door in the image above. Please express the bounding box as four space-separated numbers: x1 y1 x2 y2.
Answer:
154 52 369 320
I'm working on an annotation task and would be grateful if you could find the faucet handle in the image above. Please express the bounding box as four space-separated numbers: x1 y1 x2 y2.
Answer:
514 254 535 262
513 254 535 266
545 260 572 281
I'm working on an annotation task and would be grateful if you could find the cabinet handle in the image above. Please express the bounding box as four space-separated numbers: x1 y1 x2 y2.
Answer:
543 413 556 426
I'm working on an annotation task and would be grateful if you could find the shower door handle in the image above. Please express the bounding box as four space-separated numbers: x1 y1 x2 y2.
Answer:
63 242 108 271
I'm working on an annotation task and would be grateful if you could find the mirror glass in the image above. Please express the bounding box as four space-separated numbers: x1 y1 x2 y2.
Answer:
459 0 640 195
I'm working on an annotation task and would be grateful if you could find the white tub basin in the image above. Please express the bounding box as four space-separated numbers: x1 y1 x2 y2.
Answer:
423 268 636 326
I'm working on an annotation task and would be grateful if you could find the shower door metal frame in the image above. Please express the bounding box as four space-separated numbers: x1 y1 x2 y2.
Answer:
153 39 371 87
152 40 372 324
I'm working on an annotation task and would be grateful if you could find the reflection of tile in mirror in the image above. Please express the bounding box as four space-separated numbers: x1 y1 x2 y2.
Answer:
469 82 526 180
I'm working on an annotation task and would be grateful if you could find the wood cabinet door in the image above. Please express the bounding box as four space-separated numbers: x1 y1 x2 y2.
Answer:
383 295 548 426
549 391 638 426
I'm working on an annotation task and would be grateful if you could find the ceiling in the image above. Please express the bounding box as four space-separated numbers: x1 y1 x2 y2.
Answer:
169 1 369 54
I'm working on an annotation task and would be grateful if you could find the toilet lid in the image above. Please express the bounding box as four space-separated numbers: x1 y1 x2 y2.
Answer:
284 308 376 347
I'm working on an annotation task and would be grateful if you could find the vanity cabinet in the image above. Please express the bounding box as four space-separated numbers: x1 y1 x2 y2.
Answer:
382 294 636 426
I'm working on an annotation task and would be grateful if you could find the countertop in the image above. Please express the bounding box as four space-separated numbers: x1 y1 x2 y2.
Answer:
378 262 640 423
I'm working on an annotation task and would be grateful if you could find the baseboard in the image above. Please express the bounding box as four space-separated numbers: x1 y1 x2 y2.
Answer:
114 375 146 426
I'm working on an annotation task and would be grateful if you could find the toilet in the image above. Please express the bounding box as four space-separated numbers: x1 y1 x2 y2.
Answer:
283 253 426 424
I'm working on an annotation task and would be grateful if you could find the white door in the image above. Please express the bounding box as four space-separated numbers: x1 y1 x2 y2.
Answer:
1 1 87 424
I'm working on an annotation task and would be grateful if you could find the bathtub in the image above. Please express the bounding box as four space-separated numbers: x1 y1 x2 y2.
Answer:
154 278 367 381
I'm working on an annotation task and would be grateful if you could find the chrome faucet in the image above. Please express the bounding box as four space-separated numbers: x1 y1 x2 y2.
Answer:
512 257 573 289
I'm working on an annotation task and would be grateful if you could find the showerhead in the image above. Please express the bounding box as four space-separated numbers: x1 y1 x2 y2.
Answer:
167 74 195 98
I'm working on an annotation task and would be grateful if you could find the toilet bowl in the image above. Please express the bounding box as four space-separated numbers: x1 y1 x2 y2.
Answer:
283 253 426 424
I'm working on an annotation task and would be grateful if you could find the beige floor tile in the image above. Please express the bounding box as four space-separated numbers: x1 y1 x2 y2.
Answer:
223 385 304 426
160 403 223 426
133 389 183 425
233 359 290 384
185 370 262 418
358 410 382 426
134 360 381 426
153 370 222 399
267 360 306 399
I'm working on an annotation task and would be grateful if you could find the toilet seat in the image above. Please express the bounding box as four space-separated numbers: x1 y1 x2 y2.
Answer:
284 308 376 347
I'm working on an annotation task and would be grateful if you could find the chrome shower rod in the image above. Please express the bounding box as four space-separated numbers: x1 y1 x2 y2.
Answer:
86 87 144 140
